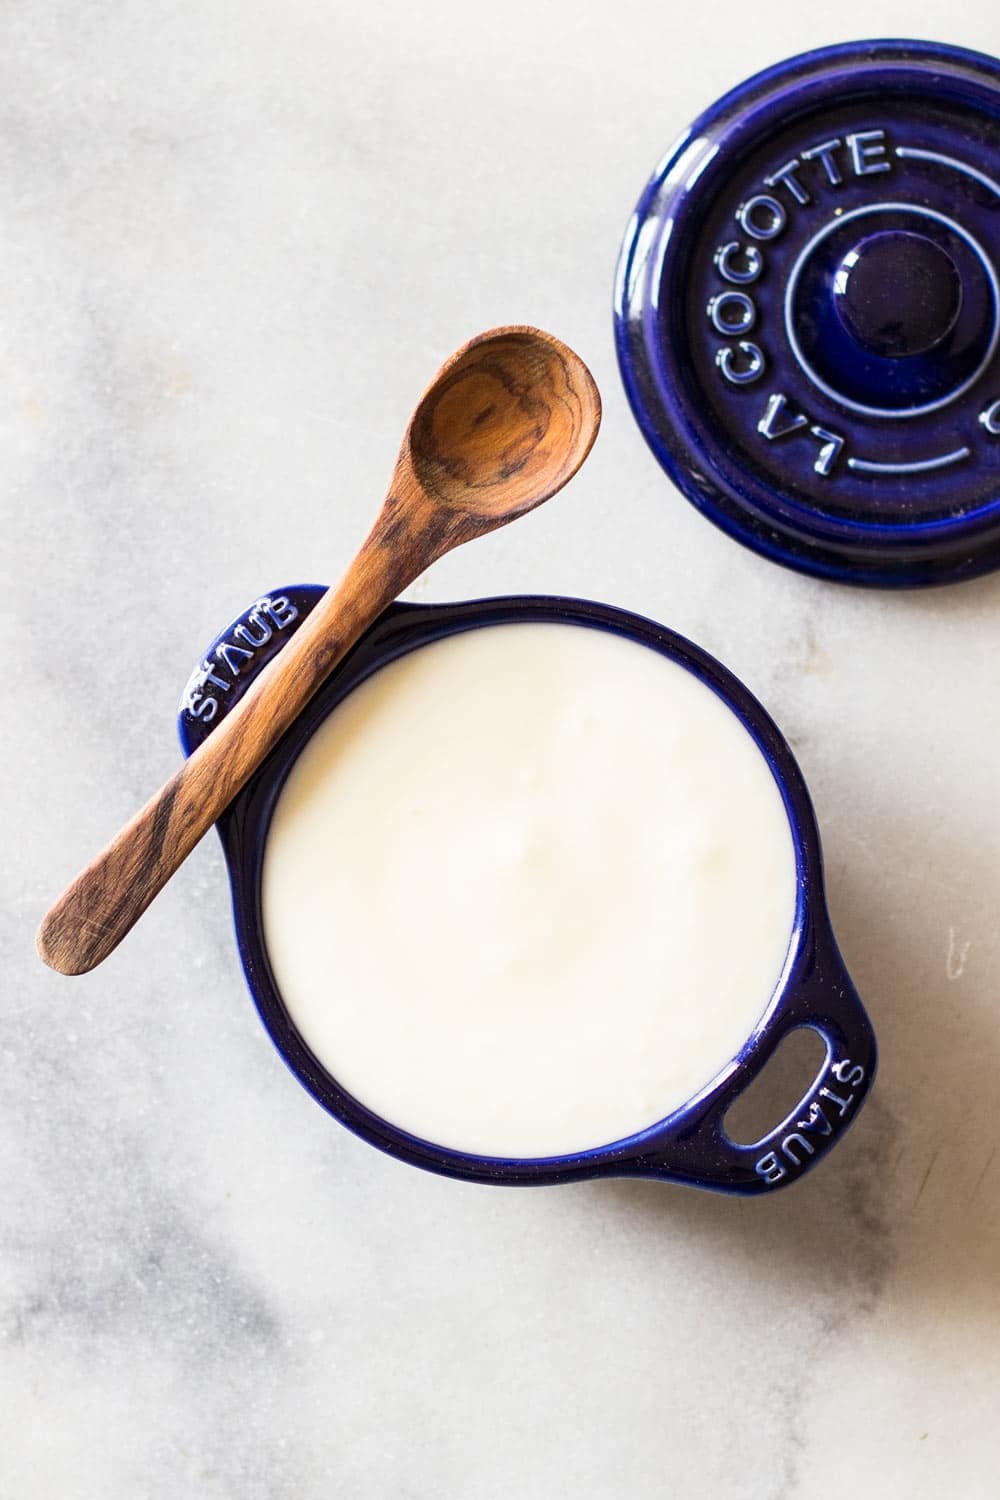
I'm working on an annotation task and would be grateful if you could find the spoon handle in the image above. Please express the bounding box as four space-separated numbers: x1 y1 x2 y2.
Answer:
36 489 434 975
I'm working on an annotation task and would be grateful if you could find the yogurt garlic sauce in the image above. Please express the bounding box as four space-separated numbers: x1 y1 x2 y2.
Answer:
262 622 798 1159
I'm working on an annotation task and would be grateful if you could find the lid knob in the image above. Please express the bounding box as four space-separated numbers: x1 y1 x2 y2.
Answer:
833 230 963 358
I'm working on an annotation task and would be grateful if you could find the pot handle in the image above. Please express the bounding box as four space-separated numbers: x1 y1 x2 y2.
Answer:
626 926 877 1195
177 585 326 757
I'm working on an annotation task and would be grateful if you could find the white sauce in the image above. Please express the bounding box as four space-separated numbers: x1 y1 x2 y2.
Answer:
262 623 797 1158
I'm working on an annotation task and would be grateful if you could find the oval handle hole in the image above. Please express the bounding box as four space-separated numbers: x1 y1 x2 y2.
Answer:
723 1026 827 1146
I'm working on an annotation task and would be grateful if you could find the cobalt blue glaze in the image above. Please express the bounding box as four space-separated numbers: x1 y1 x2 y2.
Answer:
614 39 1000 586
179 588 877 1195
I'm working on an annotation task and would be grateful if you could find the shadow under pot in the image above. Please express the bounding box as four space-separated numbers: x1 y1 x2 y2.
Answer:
179 590 876 1194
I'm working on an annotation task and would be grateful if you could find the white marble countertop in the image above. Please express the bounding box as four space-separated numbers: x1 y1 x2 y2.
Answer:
5 3 1000 1495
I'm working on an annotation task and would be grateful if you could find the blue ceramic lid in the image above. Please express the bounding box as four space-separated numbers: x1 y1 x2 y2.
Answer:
614 40 1000 586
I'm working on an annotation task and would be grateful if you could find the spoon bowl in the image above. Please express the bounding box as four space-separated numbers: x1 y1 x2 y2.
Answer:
406 327 600 518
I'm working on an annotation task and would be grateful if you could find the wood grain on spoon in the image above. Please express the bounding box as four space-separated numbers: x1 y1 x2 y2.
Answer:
37 326 601 975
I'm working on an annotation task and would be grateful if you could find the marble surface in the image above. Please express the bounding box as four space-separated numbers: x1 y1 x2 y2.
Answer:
4 3 1000 1495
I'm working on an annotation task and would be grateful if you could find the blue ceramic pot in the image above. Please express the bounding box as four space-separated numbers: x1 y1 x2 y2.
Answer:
180 589 876 1194
615 39 1000 586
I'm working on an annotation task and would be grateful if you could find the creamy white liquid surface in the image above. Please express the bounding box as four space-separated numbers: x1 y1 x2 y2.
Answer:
262 622 798 1158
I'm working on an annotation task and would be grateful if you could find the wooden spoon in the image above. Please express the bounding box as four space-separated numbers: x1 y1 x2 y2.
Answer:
37 326 601 975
